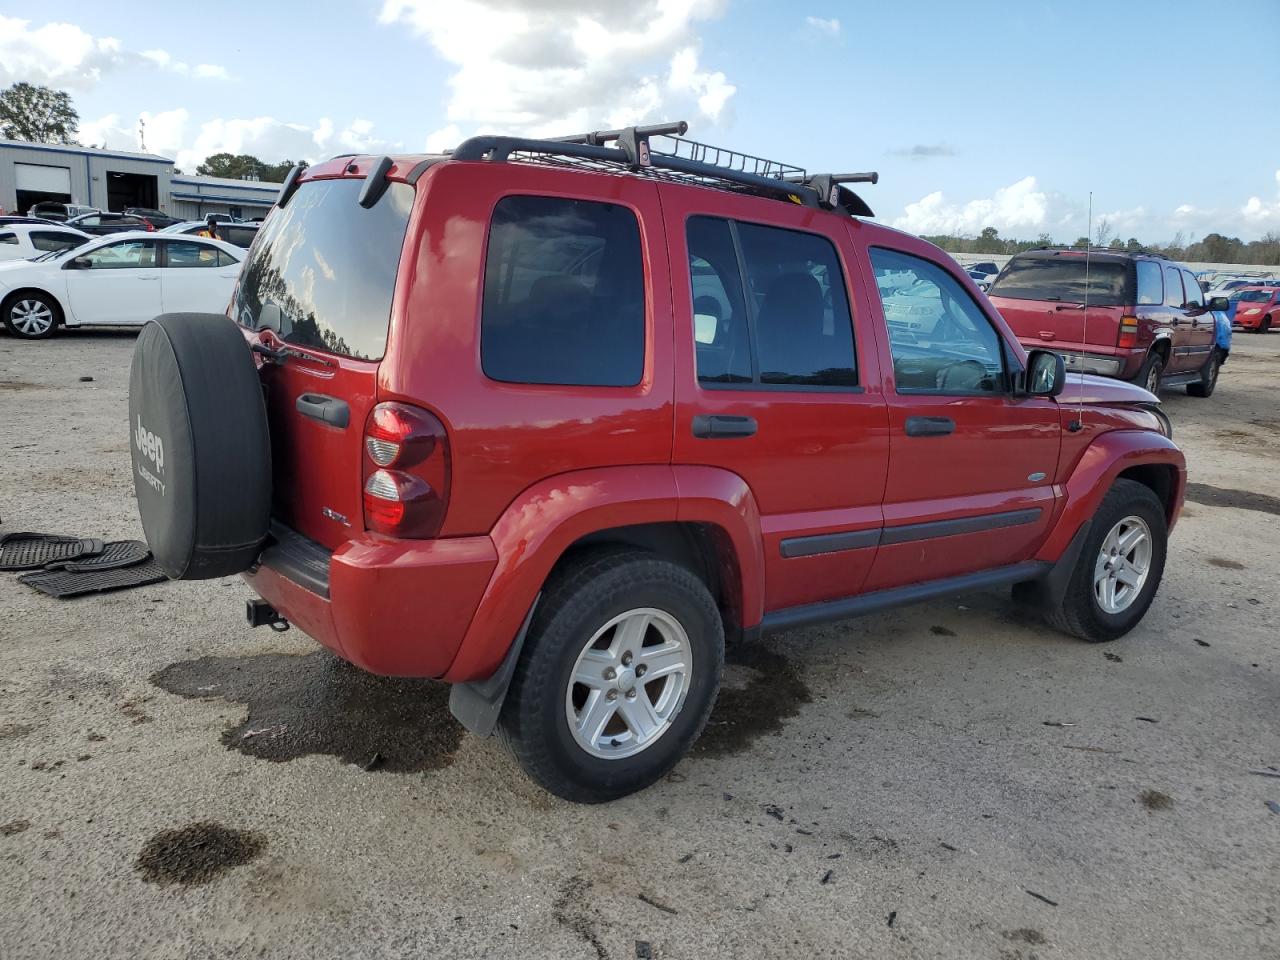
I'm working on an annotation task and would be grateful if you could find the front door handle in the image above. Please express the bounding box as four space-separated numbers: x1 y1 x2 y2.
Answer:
691 414 757 439
296 393 350 428
904 416 955 437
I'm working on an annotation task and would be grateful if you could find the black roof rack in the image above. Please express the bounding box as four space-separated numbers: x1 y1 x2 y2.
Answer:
451 121 878 217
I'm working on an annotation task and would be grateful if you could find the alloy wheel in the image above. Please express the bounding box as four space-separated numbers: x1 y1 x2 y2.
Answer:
565 607 691 760
10 299 54 336
1093 515 1153 615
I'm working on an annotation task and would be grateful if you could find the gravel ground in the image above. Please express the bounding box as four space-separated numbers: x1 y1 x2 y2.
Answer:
1 328 1277 960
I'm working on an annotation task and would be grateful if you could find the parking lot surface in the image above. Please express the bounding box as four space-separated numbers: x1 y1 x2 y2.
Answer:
1 330 1277 960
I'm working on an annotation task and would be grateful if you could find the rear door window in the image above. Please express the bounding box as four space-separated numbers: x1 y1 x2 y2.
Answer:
685 216 857 388
481 195 644 387
1135 260 1163 305
164 240 220 267
0 232 16 246
1164 266 1185 307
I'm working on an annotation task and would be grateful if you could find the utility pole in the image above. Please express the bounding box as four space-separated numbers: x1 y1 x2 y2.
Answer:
138 117 147 153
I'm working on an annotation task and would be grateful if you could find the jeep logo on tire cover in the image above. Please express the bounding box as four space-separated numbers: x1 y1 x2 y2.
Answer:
134 414 166 496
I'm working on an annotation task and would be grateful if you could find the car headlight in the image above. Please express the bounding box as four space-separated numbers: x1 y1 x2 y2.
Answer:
1142 404 1172 439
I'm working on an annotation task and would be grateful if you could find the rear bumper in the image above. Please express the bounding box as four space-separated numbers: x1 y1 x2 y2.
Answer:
243 522 497 678
1017 341 1140 378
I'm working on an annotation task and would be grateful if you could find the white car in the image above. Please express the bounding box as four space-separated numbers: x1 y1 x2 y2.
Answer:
0 231 244 339
0 223 92 262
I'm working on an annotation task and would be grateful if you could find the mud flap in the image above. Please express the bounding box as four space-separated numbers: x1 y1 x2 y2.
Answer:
1020 520 1093 609
447 597 539 737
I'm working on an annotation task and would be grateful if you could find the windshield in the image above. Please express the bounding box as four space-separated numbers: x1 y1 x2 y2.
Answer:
30 245 80 263
988 257 1130 305
232 178 414 361
1236 291 1273 302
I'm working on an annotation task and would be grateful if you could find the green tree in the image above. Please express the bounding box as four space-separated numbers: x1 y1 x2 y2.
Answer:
1108 237 1125 251
0 82 78 144
1126 238 1142 253
1071 236 1090 249
195 152 301 183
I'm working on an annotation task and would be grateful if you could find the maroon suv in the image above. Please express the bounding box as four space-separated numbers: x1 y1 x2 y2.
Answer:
129 123 1186 802
989 248 1228 397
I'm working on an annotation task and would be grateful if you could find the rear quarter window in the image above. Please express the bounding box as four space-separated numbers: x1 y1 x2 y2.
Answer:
1135 260 1163 305
481 195 644 387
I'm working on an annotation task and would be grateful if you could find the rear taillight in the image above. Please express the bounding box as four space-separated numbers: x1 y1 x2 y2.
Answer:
1117 315 1139 349
361 402 450 538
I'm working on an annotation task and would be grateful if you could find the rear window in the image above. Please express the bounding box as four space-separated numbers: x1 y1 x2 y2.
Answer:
233 178 414 360
481 195 644 387
989 257 1131 306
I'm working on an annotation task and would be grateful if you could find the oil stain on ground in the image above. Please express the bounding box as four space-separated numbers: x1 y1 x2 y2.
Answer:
1140 789 1174 812
136 821 265 886
1206 556 1245 570
1186 482 1280 518
151 651 461 773
694 643 811 757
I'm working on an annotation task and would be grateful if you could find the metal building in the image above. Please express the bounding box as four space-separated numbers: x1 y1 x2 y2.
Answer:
0 139 279 220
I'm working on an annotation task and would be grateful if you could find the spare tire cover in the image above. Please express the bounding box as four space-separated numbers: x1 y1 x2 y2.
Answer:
129 313 271 579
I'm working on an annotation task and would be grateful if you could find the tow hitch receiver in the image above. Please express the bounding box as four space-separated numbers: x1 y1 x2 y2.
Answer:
245 599 289 632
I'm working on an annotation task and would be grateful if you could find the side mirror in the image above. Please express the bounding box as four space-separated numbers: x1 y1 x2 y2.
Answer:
1025 349 1066 397
1206 296 1229 312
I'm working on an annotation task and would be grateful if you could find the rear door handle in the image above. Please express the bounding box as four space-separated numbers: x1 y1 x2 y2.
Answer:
296 393 350 428
691 414 757 439
904 416 955 437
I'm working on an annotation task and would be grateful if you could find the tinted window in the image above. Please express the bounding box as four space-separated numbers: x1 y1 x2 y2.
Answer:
687 217 751 383
233 178 414 361
989 257 1130 305
0 232 16 245
1181 270 1203 307
165 240 220 268
482 195 644 387
1164 266 1185 307
31 231 83 252
1135 260 1163 305
76 215 101 226
737 222 856 386
218 225 257 248
871 248 1006 394
80 239 156 269
216 249 239 267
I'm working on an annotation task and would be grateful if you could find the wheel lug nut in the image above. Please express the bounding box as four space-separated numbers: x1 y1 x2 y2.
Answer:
622 651 633 666
604 667 617 681
625 688 637 699
607 689 619 701
635 664 647 678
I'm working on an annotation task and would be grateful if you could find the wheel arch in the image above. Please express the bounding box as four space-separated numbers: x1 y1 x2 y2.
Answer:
1 286 68 326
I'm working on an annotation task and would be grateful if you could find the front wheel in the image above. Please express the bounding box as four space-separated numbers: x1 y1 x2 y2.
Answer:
1186 348 1221 397
498 550 724 803
1045 479 1168 642
2 292 60 339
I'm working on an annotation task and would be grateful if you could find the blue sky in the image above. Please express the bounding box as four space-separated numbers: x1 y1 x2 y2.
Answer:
4 1 1278 241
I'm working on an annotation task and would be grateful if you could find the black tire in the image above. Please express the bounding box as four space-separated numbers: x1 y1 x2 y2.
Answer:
1 290 61 339
1186 348 1221 398
498 550 724 803
1263 315 1273 333
129 313 271 579
1045 479 1167 643
1134 351 1163 395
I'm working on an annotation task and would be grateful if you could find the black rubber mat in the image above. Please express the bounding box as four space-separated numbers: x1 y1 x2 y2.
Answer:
46 539 150 573
18 558 167 598
0 533 104 571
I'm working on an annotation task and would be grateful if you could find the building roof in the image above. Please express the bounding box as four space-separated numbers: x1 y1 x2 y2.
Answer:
0 138 174 165
170 173 280 193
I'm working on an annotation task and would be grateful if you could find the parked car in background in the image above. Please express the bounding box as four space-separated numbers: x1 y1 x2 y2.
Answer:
160 220 260 248
1208 275 1278 298
966 268 994 291
988 247 1228 397
126 129 1187 803
66 212 156 236
27 202 99 223
966 260 1000 276
0 215 58 227
0 224 91 261
123 207 183 229
0 231 243 339
1229 286 1280 333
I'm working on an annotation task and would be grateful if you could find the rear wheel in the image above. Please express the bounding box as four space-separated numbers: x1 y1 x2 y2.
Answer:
1186 348 1221 398
2 291 60 339
498 550 724 803
1045 479 1167 642
1135 351 1163 395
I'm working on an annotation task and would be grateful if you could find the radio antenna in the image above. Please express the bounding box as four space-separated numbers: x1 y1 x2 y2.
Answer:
1070 192 1093 432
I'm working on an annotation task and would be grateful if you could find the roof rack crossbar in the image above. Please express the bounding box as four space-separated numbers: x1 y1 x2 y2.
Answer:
553 121 688 145
452 135 628 165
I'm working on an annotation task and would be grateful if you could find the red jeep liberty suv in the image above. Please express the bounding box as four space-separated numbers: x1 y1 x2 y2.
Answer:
128 122 1186 802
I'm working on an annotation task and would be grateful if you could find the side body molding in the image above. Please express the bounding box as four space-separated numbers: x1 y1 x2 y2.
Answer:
443 464 765 683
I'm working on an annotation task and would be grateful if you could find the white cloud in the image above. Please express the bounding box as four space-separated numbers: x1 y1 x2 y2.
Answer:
378 0 735 137
893 176 1049 236
1241 169 1280 227
0 16 228 89
805 16 841 37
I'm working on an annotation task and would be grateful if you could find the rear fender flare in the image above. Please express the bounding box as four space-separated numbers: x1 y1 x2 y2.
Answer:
443 465 764 683
1036 430 1185 563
